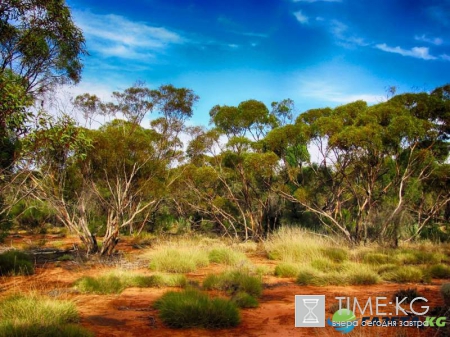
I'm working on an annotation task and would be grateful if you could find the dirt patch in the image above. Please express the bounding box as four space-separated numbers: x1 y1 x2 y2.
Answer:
0 235 447 337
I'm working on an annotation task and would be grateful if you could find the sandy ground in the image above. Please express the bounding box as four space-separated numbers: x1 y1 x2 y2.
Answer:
0 234 447 337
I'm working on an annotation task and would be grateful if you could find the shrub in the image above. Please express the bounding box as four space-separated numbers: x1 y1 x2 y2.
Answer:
75 272 187 294
132 274 187 288
363 253 390 265
396 250 445 265
440 283 450 306
274 263 300 278
208 248 247 266
154 289 241 328
75 275 125 294
382 266 424 283
311 258 341 273
148 248 209 273
0 250 34 275
264 227 328 263
232 292 259 308
428 264 450 279
0 295 93 337
296 265 378 286
346 269 380 285
203 270 263 297
322 247 348 263
296 269 328 286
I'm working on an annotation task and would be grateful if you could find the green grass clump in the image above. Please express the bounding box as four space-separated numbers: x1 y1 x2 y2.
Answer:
311 258 341 273
0 295 93 337
428 264 450 279
203 270 263 297
382 266 424 283
154 289 241 329
148 248 209 273
75 271 187 294
264 227 329 263
208 248 247 266
75 275 125 294
274 263 300 278
296 270 321 286
0 250 34 276
346 269 380 285
295 268 344 286
395 250 445 265
363 253 390 265
295 264 379 286
374 263 398 274
231 292 259 308
322 247 348 263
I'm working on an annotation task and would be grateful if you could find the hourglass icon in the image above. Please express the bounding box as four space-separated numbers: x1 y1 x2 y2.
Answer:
302 298 319 324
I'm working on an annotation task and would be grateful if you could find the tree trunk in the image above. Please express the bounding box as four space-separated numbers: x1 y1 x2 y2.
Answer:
100 229 120 256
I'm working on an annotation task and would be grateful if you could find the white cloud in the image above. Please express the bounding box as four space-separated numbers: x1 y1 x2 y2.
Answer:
375 43 437 60
414 34 443 45
73 10 184 61
294 11 309 24
330 20 368 47
441 54 450 61
297 77 382 105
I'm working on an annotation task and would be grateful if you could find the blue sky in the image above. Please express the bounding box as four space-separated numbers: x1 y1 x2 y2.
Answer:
65 0 450 126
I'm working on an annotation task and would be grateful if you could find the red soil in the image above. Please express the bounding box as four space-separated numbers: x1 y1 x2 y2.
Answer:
0 234 446 337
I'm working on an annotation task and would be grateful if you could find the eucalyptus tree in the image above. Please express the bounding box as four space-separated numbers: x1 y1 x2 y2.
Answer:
21 113 97 252
179 100 286 239
74 84 198 255
280 86 450 244
0 70 33 240
0 0 86 95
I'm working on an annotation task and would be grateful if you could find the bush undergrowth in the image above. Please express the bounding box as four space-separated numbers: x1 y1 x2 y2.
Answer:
154 289 241 328
0 295 93 337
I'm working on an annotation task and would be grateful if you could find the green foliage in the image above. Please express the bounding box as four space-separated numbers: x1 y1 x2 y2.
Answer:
154 289 241 328
310 258 342 272
75 275 125 294
149 247 209 273
9 199 55 229
0 250 34 275
321 247 348 262
396 249 445 264
0 295 92 337
363 253 390 265
231 292 259 308
382 266 424 283
203 270 263 297
295 264 379 286
429 264 450 279
274 263 300 278
0 0 87 94
208 247 247 266
74 271 187 294
345 266 380 285
265 227 334 263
